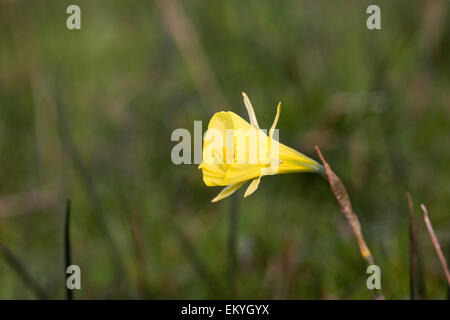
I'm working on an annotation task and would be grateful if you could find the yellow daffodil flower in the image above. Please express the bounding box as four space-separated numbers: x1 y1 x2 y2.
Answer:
199 92 324 202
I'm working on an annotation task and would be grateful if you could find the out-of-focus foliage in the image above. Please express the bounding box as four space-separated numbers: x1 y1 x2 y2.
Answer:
0 0 448 299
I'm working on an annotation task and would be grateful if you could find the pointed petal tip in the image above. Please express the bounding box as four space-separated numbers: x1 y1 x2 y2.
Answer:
241 91 259 129
211 181 246 203
244 177 261 198
269 102 282 138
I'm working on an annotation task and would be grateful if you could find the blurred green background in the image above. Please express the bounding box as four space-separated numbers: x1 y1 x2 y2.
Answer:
0 0 449 299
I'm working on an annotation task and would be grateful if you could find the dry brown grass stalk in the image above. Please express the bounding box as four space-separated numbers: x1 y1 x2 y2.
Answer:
156 0 225 110
420 204 450 286
315 146 384 299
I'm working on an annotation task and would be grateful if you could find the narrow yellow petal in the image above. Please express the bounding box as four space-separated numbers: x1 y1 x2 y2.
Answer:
211 181 246 202
244 176 261 198
242 92 259 129
269 102 281 138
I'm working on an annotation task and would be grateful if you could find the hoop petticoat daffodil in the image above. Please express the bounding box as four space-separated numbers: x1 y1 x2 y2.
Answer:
199 92 324 202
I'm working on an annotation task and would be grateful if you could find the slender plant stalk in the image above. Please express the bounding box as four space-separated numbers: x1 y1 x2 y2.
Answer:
112 176 152 298
169 221 225 298
54 87 125 284
448 243 450 300
156 0 226 112
128 209 151 297
420 204 450 286
227 193 239 298
406 193 427 299
64 198 73 300
157 0 236 299
0 243 48 299
315 146 384 299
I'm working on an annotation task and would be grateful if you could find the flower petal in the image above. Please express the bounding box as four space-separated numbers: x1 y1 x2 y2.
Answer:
244 176 261 198
211 181 246 202
222 164 261 185
269 102 281 138
242 92 259 129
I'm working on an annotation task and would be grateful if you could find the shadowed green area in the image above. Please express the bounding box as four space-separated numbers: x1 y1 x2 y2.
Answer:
0 0 449 299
